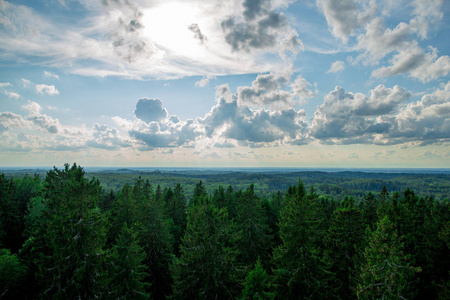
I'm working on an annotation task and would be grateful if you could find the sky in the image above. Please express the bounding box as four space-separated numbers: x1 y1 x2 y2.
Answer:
0 0 449 168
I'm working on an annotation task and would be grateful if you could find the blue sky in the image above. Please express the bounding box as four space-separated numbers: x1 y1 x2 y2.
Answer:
0 0 449 168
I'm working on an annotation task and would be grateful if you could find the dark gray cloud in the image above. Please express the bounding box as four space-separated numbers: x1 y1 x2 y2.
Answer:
221 0 300 54
188 23 207 44
134 98 168 123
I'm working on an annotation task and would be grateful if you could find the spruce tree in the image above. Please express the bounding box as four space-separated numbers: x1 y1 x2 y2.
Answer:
109 223 149 299
172 196 239 299
357 216 421 299
137 188 174 299
272 179 333 299
241 258 274 300
24 163 109 298
325 196 365 299
235 184 271 268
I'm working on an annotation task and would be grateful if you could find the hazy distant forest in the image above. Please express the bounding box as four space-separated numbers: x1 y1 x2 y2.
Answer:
1 164 449 299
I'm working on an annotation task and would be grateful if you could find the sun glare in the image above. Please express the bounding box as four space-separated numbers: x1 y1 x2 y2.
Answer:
143 3 210 59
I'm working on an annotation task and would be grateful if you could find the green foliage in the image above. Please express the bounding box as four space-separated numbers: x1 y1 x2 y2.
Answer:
164 183 187 255
25 163 109 299
273 180 334 299
0 166 448 298
325 197 365 298
357 216 421 299
135 182 174 299
172 197 239 299
241 259 274 300
109 223 149 299
235 184 272 268
0 248 26 298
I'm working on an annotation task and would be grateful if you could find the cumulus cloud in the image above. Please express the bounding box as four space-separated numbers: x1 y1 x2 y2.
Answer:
134 98 168 123
310 84 411 143
0 112 28 133
86 123 131 150
22 101 62 134
371 44 450 83
311 83 450 146
0 82 20 99
221 0 302 55
384 82 450 145
199 95 308 144
237 70 315 108
327 60 345 73
36 84 59 95
316 0 377 43
127 98 201 148
351 1 449 82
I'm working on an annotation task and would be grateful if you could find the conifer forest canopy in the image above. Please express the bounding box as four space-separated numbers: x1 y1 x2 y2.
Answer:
0 163 449 299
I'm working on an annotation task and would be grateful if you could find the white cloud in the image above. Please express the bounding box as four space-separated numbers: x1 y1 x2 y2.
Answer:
316 0 377 43
310 84 411 143
195 74 217 87
327 60 345 73
0 0 299 79
4 91 21 99
236 69 315 109
0 82 11 88
22 101 62 133
371 45 450 83
36 84 59 95
44 71 59 79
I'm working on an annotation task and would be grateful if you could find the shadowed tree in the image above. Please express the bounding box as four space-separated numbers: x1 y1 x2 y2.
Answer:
172 196 240 299
23 163 109 299
272 179 334 299
109 223 149 299
357 216 421 299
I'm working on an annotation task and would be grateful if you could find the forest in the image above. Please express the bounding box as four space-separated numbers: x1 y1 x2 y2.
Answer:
0 163 449 299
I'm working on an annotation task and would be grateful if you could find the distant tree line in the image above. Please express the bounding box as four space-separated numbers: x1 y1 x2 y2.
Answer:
0 163 449 299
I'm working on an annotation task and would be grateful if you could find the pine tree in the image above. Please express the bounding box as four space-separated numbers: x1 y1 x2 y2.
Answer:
235 184 271 268
165 184 187 255
241 258 274 300
325 196 365 299
172 196 239 299
137 189 174 299
109 183 138 243
357 216 421 299
24 163 109 298
109 223 149 299
272 179 334 299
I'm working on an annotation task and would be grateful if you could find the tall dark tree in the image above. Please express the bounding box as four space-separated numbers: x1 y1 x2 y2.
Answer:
241 258 274 300
172 197 239 299
235 184 271 268
109 223 149 299
272 179 334 299
357 216 421 299
23 163 109 299
165 184 187 255
136 187 174 299
109 183 138 243
325 196 365 299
